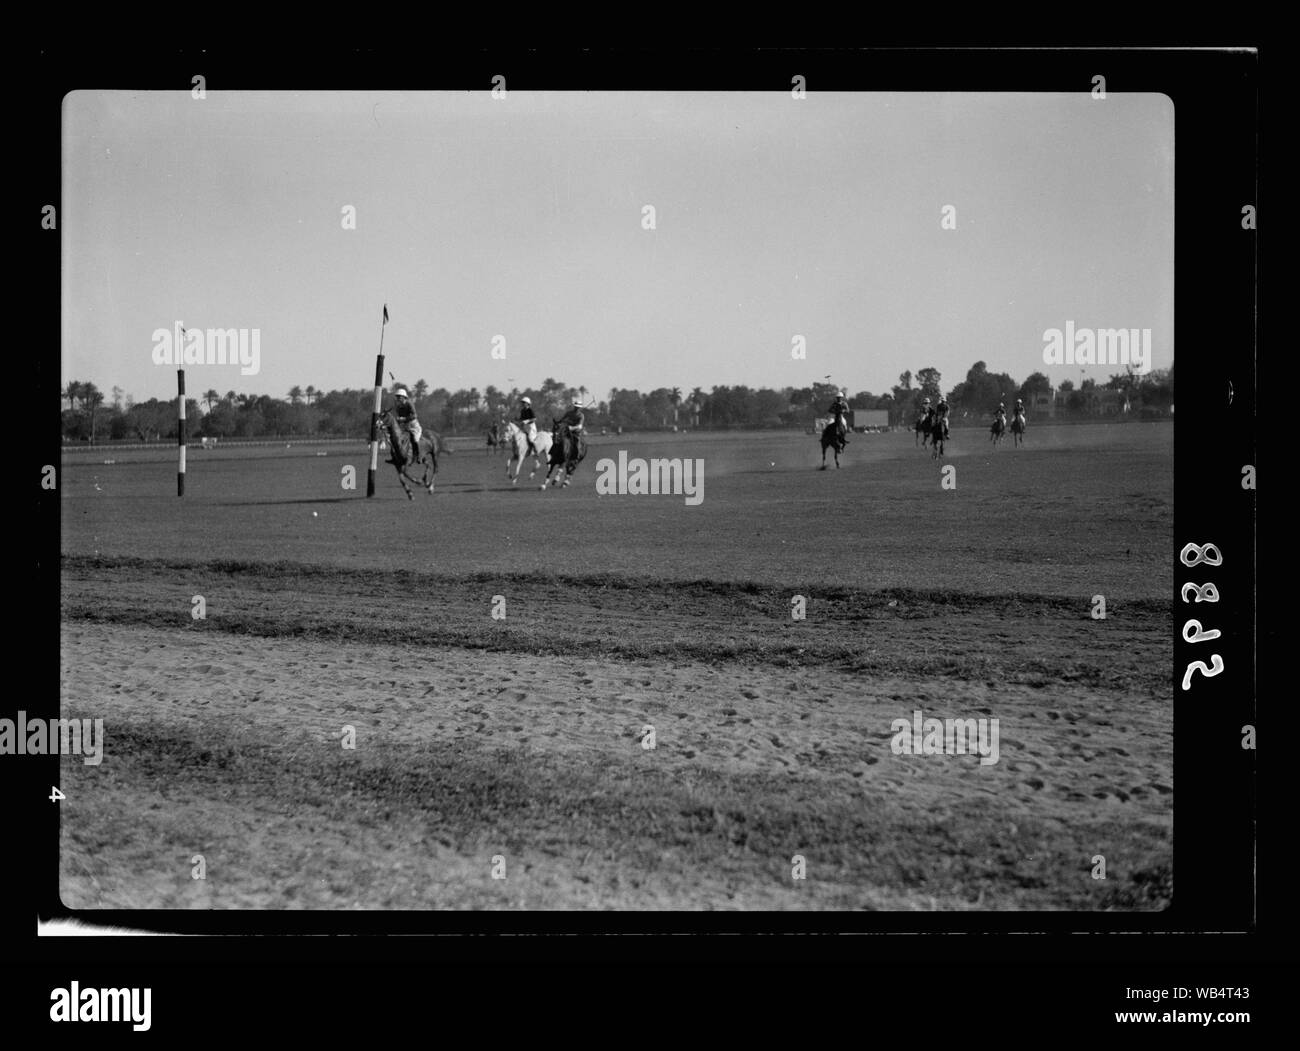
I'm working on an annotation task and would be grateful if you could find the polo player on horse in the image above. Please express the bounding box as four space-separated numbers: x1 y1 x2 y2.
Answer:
935 394 951 441
517 396 539 458
558 398 585 465
828 390 850 445
390 386 423 465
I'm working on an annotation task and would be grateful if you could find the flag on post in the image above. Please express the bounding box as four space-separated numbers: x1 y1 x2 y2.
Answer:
383 304 389 325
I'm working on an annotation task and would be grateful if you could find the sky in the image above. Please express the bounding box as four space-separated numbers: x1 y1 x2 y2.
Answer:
62 90 1173 406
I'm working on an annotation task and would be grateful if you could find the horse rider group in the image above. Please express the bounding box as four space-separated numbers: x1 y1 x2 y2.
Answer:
386 386 587 465
917 395 951 441
994 397 1025 430
515 394 584 463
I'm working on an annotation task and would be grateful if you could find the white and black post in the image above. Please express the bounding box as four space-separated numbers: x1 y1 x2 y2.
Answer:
366 304 388 497
177 368 186 496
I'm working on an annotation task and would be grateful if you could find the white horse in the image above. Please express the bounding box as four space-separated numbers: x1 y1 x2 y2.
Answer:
503 421 553 484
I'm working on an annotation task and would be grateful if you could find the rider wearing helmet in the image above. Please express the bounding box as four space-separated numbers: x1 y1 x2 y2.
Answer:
558 397 586 464
392 387 422 464
935 393 950 440
995 399 1007 428
518 396 538 457
1014 396 1025 425
828 390 851 444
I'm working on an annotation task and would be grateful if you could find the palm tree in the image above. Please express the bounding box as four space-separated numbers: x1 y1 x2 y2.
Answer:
670 387 682 426
288 386 304 405
81 382 103 444
305 385 317 406
690 387 705 427
413 379 429 402
63 381 81 412
204 389 219 412
225 390 238 405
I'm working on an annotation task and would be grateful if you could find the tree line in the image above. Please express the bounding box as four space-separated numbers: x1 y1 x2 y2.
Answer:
60 363 1174 442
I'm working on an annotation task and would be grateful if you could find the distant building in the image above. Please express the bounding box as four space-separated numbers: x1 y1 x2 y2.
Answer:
849 407 889 431
1029 390 1055 418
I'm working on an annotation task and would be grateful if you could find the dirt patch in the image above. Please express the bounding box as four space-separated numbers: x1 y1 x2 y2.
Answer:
60 619 1170 910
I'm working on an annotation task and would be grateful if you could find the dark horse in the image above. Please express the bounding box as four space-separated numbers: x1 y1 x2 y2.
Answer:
379 408 438 499
930 414 947 460
990 414 1007 447
819 421 846 469
1010 412 1026 447
540 420 588 489
914 412 933 448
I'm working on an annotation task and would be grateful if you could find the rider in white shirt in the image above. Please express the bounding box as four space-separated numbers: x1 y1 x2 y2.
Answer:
935 395 951 440
518 397 538 457
392 387 422 463
829 390 851 444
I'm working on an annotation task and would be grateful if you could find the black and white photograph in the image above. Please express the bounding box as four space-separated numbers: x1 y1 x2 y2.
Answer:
31 48 1255 966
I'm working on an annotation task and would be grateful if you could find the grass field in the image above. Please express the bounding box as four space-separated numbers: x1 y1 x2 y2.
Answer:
59 422 1174 911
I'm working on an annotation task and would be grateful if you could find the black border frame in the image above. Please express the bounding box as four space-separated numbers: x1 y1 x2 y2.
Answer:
21 46 1260 984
